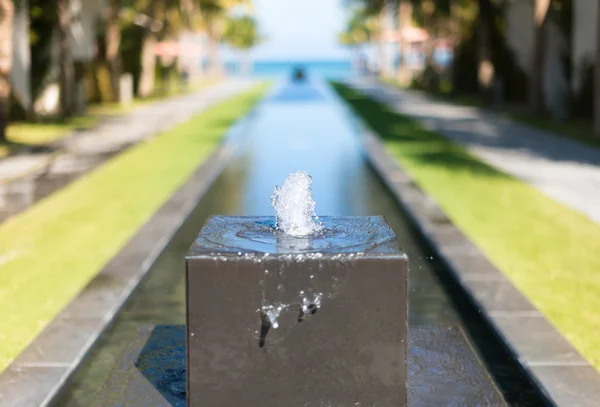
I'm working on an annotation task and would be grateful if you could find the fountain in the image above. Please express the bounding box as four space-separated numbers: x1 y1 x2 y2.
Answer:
85 170 506 406
185 171 409 406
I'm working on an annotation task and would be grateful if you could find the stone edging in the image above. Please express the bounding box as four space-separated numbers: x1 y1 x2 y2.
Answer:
0 110 255 407
358 125 600 406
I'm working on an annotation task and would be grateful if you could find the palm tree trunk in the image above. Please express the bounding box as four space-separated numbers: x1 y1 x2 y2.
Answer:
0 0 13 142
396 0 412 82
57 0 74 118
138 30 156 98
137 0 160 98
106 0 121 103
477 0 494 101
594 0 600 136
529 0 551 114
180 0 195 28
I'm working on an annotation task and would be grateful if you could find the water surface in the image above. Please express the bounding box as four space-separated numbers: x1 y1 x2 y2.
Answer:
56 80 541 405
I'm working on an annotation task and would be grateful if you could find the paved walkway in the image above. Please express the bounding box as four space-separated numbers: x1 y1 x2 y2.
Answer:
352 79 600 225
0 79 256 222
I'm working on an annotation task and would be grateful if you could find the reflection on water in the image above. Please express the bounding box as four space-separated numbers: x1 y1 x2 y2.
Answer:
55 80 537 406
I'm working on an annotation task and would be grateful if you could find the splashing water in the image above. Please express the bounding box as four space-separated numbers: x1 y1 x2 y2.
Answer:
270 171 322 237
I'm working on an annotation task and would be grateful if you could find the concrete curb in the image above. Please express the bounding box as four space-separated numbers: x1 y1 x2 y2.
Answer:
356 120 600 406
0 109 255 407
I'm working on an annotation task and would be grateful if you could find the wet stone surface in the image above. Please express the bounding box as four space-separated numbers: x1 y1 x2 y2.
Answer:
190 215 401 255
186 216 408 406
92 325 505 407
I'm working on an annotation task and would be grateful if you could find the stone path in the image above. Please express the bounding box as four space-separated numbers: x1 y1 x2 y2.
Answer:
351 79 600 225
0 79 256 222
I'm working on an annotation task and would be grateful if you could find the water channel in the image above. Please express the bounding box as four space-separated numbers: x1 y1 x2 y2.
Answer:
56 79 545 406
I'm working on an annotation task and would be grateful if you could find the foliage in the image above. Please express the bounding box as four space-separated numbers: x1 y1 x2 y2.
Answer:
223 15 261 50
338 6 376 46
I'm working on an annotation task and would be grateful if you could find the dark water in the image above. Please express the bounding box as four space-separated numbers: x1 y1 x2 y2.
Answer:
56 80 543 406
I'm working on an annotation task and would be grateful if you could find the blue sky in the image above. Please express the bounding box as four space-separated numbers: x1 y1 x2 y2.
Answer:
250 0 351 60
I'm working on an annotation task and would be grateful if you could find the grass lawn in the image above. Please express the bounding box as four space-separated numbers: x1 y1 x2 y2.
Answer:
333 82 600 370
0 79 220 159
0 82 268 373
0 116 100 158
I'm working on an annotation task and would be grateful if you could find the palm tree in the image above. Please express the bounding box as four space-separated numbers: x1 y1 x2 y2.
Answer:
595 0 600 136
137 0 161 98
529 0 551 114
57 0 75 117
200 0 251 76
106 0 122 103
223 15 261 74
476 0 494 101
396 0 412 80
0 0 13 141
339 7 374 73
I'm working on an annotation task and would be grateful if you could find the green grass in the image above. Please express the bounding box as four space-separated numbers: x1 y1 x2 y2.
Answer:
0 116 100 158
0 82 268 373
0 79 220 159
333 82 600 370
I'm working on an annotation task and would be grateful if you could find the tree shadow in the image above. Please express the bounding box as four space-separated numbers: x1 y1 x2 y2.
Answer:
0 139 57 157
332 82 510 180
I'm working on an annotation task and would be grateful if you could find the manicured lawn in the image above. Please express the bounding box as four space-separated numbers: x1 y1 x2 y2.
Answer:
0 116 100 158
333 82 600 369
0 79 220 159
0 82 268 373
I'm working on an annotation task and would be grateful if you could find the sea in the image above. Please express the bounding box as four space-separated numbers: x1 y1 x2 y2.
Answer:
224 60 354 80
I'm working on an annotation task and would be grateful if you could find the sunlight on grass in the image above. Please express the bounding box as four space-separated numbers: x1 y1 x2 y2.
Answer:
7 116 99 145
0 79 221 159
334 82 600 370
0 82 268 373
